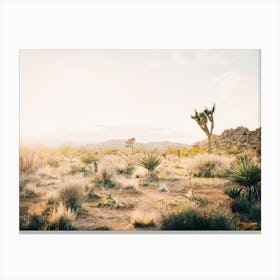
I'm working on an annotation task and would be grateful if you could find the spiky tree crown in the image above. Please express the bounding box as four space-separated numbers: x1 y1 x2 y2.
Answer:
126 137 136 147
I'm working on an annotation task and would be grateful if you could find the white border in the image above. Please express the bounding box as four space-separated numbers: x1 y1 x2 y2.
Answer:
1 1 279 280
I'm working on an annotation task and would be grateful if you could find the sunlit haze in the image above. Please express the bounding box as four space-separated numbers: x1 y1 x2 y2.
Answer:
20 49 260 146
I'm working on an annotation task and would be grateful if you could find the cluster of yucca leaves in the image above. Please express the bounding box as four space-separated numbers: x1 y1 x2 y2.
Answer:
223 186 242 199
231 155 261 201
139 153 161 181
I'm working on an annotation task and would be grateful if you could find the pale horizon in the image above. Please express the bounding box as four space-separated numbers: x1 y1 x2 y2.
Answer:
20 49 260 146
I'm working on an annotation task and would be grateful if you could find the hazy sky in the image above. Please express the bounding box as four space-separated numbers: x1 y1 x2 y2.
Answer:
20 49 260 145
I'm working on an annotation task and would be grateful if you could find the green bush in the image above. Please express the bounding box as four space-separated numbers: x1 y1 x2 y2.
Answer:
230 199 250 214
116 165 134 176
69 165 89 176
20 189 39 199
84 190 101 202
247 202 261 223
48 217 76 230
160 208 233 230
25 214 45 230
95 170 118 188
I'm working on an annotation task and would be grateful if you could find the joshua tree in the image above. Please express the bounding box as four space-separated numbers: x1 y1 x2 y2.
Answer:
125 137 136 153
191 104 215 153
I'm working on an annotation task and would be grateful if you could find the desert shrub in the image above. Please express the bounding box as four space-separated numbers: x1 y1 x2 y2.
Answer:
94 170 118 188
69 165 89 176
47 203 76 230
84 189 101 201
247 202 261 223
139 153 161 180
54 143 73 157
185 145 206 156
47 196 59 206
48 217 76 230
97 196 116 208
254 144 261 157
116 165 134 176
133 220 156 228
59 186 83 211
187 154 234 178
25 214 45 230
115 201 134 210
158 186 168 192
123 186 139 194
230 199 250 214
20 188 39 199
95 226 110 231
47 157 60 168
21 202 76 230
160 207 233 230
231 155 261 201
19 154 42 173
224 186 242 199
19 176 32 191
80 153 99 173
192 196 208 206
131 210 159 229
81 153 97 164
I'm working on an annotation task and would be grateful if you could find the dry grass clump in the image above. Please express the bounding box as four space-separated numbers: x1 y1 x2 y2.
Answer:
20 154 42 174
131 210 159 229
160 206 234 230
98 155 125 173
94 170 119 188
48 203 76 228
46 156 60 168
20 187 40 199
21 201 76 230
36 166 58 179
186 153 234 178
59 185 84 211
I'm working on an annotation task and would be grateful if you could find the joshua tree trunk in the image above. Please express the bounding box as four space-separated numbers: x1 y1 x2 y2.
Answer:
93 160 98 173
207 135 211 154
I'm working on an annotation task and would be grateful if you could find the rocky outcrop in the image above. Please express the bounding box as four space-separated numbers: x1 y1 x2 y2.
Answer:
195 126 261 151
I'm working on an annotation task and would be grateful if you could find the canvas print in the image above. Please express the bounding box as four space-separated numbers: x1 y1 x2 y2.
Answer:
19 50 261 231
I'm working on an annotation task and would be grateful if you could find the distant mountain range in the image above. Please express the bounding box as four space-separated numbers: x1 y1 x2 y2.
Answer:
21 126 261 151
86 139 190 151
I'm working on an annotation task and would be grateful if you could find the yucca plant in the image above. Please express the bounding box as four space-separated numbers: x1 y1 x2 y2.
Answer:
231 155 261 201
139 153 161 181
223 186 242 199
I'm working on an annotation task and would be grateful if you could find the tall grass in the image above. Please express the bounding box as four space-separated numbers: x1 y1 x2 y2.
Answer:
59 186 83 211
19 154 42 173
187 153 234 178
160 207 233 230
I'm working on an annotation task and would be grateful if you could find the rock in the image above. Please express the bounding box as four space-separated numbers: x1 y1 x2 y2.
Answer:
194 126 261 151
